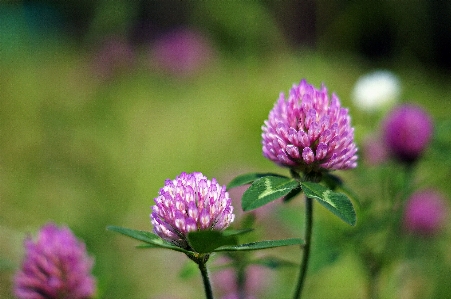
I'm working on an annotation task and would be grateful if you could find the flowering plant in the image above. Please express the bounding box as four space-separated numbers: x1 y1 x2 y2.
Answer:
105 79 358 299
108 171 304 299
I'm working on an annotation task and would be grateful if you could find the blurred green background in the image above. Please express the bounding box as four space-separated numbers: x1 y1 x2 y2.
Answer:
1 1 451 298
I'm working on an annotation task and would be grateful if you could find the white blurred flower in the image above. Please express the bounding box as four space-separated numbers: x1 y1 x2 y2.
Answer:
352 70 401 112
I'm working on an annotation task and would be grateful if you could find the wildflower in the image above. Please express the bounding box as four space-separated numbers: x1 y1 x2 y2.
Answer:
262 79 358 173
403 190 447 236
150 172 235 249
149 27 214 77
382 104 433 163
14 223 96 299
352 70 401 112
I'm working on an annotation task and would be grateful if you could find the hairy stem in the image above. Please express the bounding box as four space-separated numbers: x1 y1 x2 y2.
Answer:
198 260 214 299
293 196 313 299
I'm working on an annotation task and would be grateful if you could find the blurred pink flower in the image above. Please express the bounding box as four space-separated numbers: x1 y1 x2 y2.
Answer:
14 223 96 299
382 104 433 163
149 27 214 77
403 189 448 236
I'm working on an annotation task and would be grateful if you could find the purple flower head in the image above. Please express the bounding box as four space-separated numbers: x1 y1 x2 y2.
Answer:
382 104 433 163
403 190 447 237
14 223 96 299
150 172 235 249
262 79 358 173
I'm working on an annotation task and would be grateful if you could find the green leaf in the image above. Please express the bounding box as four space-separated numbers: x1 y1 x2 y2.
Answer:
301 182 357 226
214 238 304 252
135 243 162 249
323 173 361 206
107 225 191 253
222 228 254 237
227 172 288 189
242 176 299 211
250 256 298 269
322 173 343 191
283 185 303 202
187 230 238 253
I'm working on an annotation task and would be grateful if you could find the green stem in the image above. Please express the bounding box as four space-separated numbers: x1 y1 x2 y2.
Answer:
236 264 247 299
402 162 414 201
368 267 380 299
198 260 214 299
363 252 381 299
293 196 313 299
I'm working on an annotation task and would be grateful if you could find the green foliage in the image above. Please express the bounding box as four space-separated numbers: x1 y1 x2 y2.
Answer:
282 184 303 202
187 230 238 254
241 175 299 211
323 173 361 206
301 182 356 226
250 256 298 269
106 226 191 254
237 173 356 226
108 225 303 255
215 238 304 252
227 172 287 189
221 228 254 237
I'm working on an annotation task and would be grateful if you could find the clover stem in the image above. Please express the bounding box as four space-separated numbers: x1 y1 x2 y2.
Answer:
293 195 313 299
198 258 214 299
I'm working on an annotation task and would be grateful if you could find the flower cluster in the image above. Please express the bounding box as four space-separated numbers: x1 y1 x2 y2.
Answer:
14 223 96 299
151 172 235 249
262 79 358 173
